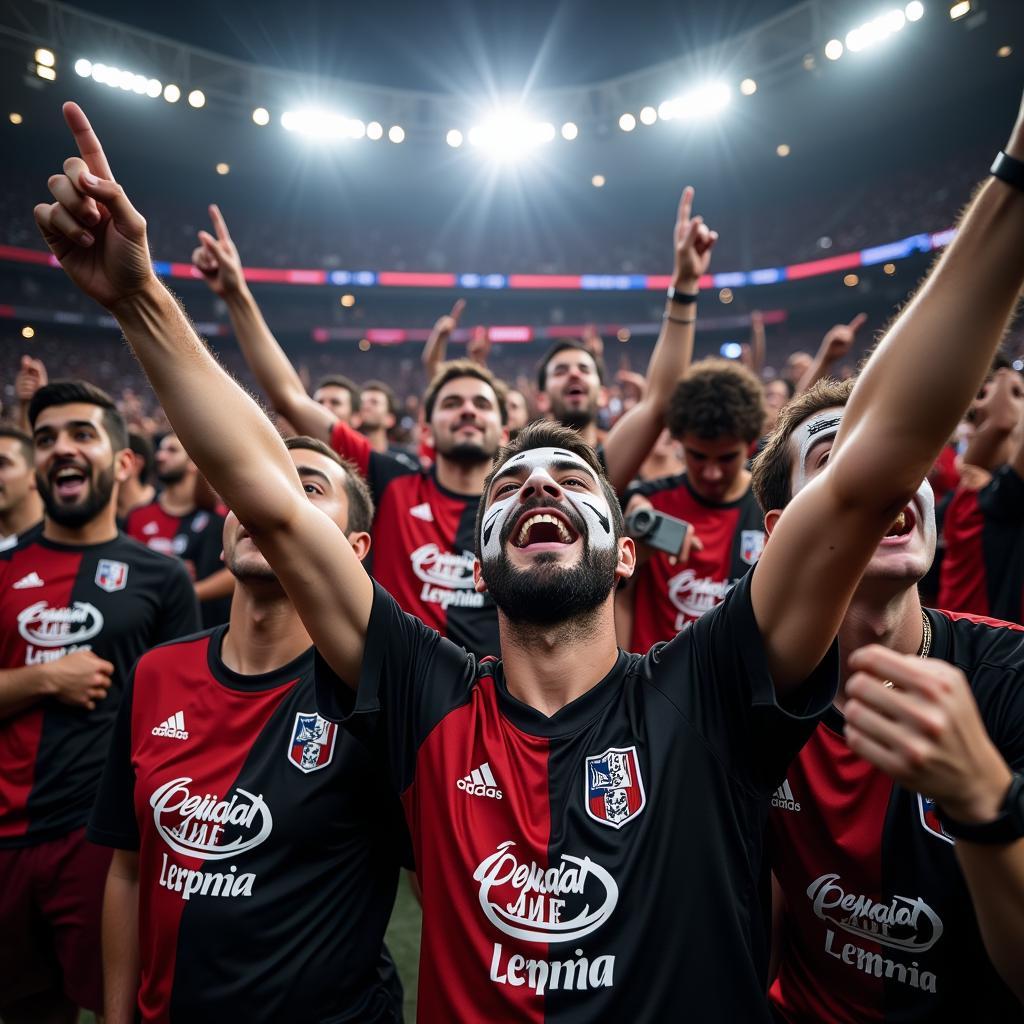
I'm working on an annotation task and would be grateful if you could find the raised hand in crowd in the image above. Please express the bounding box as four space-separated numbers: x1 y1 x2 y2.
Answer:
466 323 491 367
14 355 48 432
796 312 868 395
192 203 245 297
422 297 466 378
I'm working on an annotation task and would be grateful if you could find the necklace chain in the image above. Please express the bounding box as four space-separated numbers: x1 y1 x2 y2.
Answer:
882 610 931 688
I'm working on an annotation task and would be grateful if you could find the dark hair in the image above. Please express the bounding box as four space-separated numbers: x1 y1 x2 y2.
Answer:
474 420 623 558
750 376 855 513
423 359 508 424
666 359 766 444
127 431 155 486
536 340 607 392
314 375 360 409
283 435 375 534
360 379 398 417
0 423 33 465
28 380 127 452
766 377 796 400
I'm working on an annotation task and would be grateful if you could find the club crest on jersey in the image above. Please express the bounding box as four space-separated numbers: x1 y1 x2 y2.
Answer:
95 559 128 593
287 712 338 774
585 746 646 830
740 530 765 565
917 794 955 845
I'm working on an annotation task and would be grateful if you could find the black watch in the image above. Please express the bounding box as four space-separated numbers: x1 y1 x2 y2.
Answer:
666 286 699 305
991 151 1024 193
937 772 1024 844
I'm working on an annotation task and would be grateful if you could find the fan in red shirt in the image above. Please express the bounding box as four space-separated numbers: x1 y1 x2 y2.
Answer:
617 358 767 650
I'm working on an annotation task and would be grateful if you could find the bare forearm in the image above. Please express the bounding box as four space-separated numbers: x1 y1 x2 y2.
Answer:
835 173 1024 505
102 864 140 1024
0 665 52 718
795 353 832 397
222 286 333 439
111 280 305 534
195 567 235 603
422 326 448 379
956 839 1024 1002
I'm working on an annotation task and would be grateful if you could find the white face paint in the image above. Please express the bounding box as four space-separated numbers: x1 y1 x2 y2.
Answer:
791 407 937 538
480 446 616 561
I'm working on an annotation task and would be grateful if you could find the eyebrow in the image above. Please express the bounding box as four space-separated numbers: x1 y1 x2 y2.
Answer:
489 457 597 493
297 465 334 489
33 419 99 437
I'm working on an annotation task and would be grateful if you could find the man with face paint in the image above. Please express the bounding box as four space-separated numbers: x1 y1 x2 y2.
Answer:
753 378 1024 1020
0 380 199 1024
89 438 408 1023
35 97 1024 1020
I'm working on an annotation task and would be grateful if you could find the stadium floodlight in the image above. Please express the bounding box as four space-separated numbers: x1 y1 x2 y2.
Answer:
591 174 606 188
948 1 970 18
252 107 270 126
188 89 206 108
164 83 181 103
467 111 557 160
560 121 578 140
639 105 657 125
388 125 405 143
366 121 383 140
280 109 368 140
905 1 925 20
740 78 757 95
35 64 56 81
446 128 464 148
35 48 55 68
349 119 366 139
146 78 161 98
846 9 908 53
619 112 636 132
825 38 844 60
658 81 731 122
74 58 92 77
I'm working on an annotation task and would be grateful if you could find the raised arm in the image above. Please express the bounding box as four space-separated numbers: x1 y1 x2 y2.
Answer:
794 313 867 396
754 94 1024 692
602 186 717 493
422 299 466 380
192 204 336 443
34 102 372 684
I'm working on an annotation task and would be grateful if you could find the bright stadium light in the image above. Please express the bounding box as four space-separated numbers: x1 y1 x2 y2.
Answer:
35 64 56 81
906 1 925 20
740 78 757 95
366 120 383 140
639 105 657 125
388 124 405 143
35 48 55 68
949 1 970 18
146 78 162 98
188 89 206 108
164 83 181 103
560 121 578 140
619 112 636 132
280 109 369 140
846 9 908 53
446 128 464 148
252 107 270 125
349 119 366 139
825 38 844 60
468 111 558 160
74 58 92 77
658 81 731 122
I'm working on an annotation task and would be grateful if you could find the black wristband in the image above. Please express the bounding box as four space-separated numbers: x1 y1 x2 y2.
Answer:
667 286 699 305
990 151 1024 193
663 312 696 326
937 772 1024 845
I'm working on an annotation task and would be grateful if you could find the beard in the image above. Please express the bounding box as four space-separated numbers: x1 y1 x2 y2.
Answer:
551 398 597 432
37 464 116 529
436 436 496 467
156 467 187 485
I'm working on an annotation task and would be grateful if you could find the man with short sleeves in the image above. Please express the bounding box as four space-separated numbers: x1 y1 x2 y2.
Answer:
90 438 406 1023
0 380 199 1023
35 97 1024 1019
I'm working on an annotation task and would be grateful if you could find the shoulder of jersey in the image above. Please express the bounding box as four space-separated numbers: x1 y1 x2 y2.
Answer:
933 607 1024 678
115 530 190 567
136 625 220 666
629 471 688 500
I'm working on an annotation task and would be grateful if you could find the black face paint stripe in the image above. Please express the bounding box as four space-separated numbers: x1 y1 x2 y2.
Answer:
580 499 611 533
482 507 502 546
807 416 842 437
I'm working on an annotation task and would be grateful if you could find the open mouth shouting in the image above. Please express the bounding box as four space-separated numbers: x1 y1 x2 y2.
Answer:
563 383 589 403
50 463 89 501
880 503 917 545
510 507 581 553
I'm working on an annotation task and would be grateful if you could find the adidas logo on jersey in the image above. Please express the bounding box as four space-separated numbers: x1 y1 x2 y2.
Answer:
771 778 801 812
12 572 45 589
410 502 434 522
152 711 189 741
457 762 503 799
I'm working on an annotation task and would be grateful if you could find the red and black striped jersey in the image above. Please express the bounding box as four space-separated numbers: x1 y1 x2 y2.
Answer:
125 499 230 627
0 532 199 847
626 473 764 651
88 627 407 1023
769 608 1024 1023
316 569 837 1022
938 465 1024 624
330 419 499 658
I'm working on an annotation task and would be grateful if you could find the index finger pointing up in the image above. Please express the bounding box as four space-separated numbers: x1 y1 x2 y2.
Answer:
677 185 694 224
62 102 115 181
209 204 232 244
